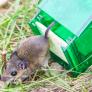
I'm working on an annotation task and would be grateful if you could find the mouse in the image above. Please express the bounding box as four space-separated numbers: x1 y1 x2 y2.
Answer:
1 21 55 82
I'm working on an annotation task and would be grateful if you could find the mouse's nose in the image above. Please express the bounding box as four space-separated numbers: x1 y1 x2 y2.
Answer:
11 71 17 76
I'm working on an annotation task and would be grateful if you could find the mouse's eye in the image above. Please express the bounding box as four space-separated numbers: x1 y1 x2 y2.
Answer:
18 62 27 69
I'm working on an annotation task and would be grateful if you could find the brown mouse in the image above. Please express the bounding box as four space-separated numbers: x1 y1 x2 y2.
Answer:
1 22 55 82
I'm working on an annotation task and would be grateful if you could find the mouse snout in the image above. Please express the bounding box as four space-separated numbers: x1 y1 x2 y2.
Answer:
11 70 17 76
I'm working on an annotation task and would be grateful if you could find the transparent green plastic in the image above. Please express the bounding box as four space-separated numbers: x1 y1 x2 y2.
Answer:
29 0 92 77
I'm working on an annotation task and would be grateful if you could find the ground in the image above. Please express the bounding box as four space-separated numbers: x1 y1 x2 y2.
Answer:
0 0 92 92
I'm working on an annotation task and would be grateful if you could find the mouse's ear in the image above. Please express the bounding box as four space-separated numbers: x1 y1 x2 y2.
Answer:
10 50 17 58
18 59 29 70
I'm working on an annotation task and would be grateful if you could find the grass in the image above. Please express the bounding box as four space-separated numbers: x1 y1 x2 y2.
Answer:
0 0 92 92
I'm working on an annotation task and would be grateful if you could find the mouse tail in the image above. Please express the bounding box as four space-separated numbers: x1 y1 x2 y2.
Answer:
45 21 56 39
